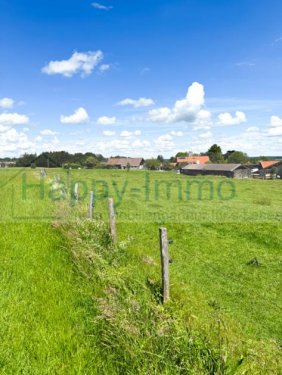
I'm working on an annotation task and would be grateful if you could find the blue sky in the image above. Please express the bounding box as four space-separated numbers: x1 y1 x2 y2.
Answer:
1 0 282 157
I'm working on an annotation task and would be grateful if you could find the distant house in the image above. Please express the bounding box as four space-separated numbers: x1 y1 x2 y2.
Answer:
0 161 16 168
257 160 282 179
106 157 144 170
180 163 251 179
177 156 210 164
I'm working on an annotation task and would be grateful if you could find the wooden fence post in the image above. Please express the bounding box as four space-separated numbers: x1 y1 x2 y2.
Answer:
66 170 70 192
159 227 170 303
89 191 94 219
108 198 116 243
74 183 79 202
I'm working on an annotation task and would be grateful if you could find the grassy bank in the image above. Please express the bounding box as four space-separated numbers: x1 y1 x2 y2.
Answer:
58 218 227 374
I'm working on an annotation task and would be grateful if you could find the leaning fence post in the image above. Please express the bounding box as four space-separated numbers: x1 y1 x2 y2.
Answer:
159 227 170 303
74 183 79 202
108 198 116 243
89 191 94 219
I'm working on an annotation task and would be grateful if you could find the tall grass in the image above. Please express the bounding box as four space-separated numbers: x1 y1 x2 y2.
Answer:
59 218 228 374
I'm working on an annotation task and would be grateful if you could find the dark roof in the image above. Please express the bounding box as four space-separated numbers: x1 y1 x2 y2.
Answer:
181 163 243 172
107 157 144 167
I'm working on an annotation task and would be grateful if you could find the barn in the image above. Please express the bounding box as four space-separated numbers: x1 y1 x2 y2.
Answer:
106 157 144 170
257 160 282 179
180 163 251 179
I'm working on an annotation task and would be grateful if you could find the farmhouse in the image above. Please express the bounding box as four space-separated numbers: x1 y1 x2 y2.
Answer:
180 163 251 179
106 157 144 170
177 156 210 164
257 160 282 179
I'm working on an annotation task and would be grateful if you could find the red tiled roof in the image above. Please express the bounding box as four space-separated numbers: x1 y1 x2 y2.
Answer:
177 156 210 164
259 160 280 169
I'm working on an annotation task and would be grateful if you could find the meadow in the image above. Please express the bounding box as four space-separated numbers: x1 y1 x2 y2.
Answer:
0 167 281 374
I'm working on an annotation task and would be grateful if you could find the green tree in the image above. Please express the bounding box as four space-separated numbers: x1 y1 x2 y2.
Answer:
207 144 224 163
176 151 188 157
162 161 174 170
16 153 37 167
84 156 99 169
227 151 249 164
145 159 161 170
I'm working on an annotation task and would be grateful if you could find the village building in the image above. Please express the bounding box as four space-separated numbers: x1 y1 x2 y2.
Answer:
0 161 16 168
180 163 251 179
106 157 144 170
255 160 282 179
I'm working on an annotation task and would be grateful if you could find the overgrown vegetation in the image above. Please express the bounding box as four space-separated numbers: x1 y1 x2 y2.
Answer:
58 218 227 374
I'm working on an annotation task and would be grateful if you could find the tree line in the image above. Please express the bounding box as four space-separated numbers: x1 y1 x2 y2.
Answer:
15 151 105 169
2 145 279 169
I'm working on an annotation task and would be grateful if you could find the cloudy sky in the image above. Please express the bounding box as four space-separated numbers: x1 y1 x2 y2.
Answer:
1 0 282 158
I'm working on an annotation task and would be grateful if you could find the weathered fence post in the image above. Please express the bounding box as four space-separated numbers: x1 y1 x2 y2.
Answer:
89 191 94 219
159 227 170 303
74 183 79 202
66 169 70 192
108 198 116 243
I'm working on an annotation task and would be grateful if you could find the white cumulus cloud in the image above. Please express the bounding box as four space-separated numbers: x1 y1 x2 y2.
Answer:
118 97 155 108
0 112 29 125
94 138 151 156
0 97 14 109
42 51 103 77
0 127 35 156
268 115 282 136
148 107 172 122
217 111 247 126
270 115 282 127
60 107 89 124
97 116 117 125
148 82 211 126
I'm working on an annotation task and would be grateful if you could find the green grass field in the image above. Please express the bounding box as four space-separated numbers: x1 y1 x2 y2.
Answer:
0 168 281 373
